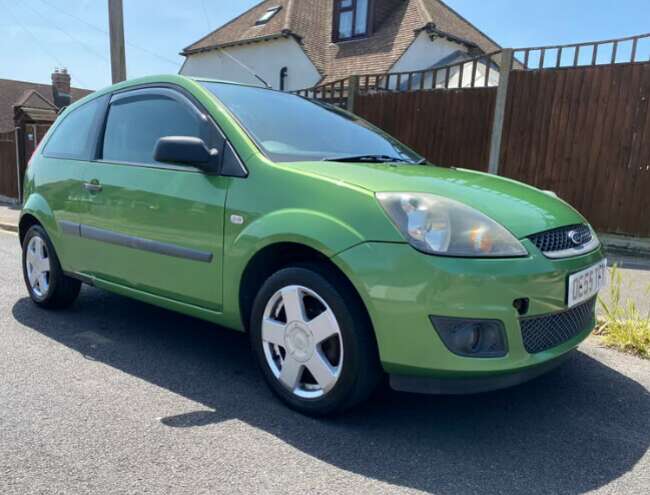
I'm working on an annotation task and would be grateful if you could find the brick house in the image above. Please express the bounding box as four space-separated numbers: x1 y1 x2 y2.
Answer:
0 70 91 202
180 0 502 90
0 69 91 133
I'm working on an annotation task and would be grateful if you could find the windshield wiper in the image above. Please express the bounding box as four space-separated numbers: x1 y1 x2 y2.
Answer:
323 154 412 163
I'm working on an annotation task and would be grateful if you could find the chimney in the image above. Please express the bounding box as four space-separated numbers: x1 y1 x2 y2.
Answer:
51 68 72 109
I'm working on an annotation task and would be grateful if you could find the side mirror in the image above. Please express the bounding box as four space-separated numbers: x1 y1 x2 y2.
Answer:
154 136 220 174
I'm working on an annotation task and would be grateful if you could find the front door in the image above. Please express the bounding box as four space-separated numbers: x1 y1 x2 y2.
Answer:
76 87 228 310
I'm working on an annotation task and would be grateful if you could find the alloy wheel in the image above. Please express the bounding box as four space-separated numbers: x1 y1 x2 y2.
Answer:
25 235 51 298
261 285 343 399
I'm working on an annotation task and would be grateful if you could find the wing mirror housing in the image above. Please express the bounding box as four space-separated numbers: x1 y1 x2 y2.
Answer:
154 136 221 174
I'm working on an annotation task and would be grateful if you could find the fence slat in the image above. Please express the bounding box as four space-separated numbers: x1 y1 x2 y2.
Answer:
470 60 477 87
484 58 490 86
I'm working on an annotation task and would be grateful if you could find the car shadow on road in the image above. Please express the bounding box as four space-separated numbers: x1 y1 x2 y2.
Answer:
12 287 650 495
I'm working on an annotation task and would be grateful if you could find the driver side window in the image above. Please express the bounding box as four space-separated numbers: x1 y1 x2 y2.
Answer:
102 91 220 165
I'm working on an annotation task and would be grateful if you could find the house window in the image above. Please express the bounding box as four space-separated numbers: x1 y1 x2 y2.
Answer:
279 67 288 91
256 6 281 25
334 0 369 41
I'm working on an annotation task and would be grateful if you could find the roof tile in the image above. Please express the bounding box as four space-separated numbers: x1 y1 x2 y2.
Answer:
184 0 501 85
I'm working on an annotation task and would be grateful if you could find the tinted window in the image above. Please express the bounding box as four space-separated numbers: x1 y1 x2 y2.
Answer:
102 93 208 165
43 98 101 160
200 82 422 164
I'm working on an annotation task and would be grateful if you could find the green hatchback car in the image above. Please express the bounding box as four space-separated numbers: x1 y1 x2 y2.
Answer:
21 75 606 415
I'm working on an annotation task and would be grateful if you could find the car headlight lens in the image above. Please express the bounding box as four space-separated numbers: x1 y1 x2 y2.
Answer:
376 192 528 257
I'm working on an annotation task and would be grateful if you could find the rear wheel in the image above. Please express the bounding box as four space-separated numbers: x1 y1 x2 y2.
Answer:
22 225 81 309
250 265 381 416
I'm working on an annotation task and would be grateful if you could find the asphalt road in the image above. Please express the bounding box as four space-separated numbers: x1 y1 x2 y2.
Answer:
1 230 649 495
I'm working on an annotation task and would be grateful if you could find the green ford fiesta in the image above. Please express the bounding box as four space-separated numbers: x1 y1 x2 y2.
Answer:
20 75 607 415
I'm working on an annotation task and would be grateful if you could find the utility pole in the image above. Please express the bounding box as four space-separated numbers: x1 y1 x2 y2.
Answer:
108 0 126 83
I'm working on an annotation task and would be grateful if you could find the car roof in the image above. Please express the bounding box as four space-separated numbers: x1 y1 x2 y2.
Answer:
58 74 283 117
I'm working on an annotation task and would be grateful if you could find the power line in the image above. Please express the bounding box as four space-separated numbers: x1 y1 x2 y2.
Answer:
2 0 90 87
201 0 213 32
196 0 270 88
23 0 110 64
35 0 181 67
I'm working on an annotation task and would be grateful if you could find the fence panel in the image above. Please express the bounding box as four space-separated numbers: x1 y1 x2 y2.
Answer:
355 87 497 171
0 130 18 200
500 62 650 237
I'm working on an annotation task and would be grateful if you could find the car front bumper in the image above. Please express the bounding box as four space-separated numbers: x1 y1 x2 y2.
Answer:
389 350 576 394
332 240 605 385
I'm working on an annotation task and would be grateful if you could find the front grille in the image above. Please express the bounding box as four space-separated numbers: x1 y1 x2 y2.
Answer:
520 297 596 354
529 224 592 253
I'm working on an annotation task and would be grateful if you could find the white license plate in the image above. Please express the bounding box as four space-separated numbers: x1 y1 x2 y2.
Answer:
567 259 607 308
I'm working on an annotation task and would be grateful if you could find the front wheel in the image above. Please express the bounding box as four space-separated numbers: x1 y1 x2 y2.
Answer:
250 265 381 416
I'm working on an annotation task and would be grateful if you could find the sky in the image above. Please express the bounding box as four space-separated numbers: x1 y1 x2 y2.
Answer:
0 0 649 90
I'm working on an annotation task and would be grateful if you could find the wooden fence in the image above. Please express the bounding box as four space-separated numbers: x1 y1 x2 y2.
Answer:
293 32 650 237
0 124 50 202
0 130 18 201
500 62 650 237
356 88 496 171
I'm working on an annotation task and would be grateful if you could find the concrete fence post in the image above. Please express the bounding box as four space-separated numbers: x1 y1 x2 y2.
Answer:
347 75 359 113
488 48 514 175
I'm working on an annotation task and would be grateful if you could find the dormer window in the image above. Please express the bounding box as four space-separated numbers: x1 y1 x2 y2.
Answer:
256 6 281 25
333 0 369 41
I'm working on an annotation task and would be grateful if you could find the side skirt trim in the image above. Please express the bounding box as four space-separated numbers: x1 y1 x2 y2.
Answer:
63 271 95 286
59 221 213 263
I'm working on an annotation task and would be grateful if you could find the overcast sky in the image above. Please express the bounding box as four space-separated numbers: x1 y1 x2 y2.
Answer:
1 0 648 90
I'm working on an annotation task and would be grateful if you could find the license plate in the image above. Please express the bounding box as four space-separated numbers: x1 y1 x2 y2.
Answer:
567 259 607 308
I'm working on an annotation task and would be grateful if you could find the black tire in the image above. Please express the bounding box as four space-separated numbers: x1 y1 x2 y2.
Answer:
250 264 381 416
22 225 81 309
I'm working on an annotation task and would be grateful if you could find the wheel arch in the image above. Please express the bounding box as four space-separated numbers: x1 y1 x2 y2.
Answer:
19 194 57 245
223 208 368 328
19 213 41 245
238 242 375 351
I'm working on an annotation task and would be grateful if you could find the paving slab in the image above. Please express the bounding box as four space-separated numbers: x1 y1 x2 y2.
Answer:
0 202 19 232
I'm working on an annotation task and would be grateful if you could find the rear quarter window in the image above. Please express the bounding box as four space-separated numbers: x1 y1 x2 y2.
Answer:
43 98 102 160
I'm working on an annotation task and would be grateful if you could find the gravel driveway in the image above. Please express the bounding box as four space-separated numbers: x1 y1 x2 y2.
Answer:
1 231 648 494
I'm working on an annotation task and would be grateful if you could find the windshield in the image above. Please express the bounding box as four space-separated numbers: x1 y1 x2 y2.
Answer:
199 81 423 164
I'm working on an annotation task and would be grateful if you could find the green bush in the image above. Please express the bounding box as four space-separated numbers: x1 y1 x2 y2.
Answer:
596 266 650 359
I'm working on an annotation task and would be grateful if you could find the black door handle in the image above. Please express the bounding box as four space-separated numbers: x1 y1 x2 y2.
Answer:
83 182 103 193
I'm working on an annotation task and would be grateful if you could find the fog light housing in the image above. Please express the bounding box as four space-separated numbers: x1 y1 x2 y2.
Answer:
429 316 508 358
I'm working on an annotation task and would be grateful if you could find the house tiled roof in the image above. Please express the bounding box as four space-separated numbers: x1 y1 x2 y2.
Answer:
419 0 501 54
183 0 502 85
0 78 91 133
183 0 294 54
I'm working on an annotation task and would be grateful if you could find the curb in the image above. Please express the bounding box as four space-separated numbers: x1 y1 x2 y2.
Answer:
0 222 18 233
600 233 650 260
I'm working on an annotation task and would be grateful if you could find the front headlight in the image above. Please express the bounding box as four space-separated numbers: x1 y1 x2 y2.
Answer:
376 192 528 257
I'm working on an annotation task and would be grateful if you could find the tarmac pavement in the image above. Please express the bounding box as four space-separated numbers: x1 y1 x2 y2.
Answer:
0 230 649 494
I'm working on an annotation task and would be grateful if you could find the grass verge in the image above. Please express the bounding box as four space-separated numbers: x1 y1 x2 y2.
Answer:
596 266 650 359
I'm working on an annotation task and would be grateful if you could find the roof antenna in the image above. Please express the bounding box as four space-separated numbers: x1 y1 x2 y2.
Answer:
216 46 271 89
